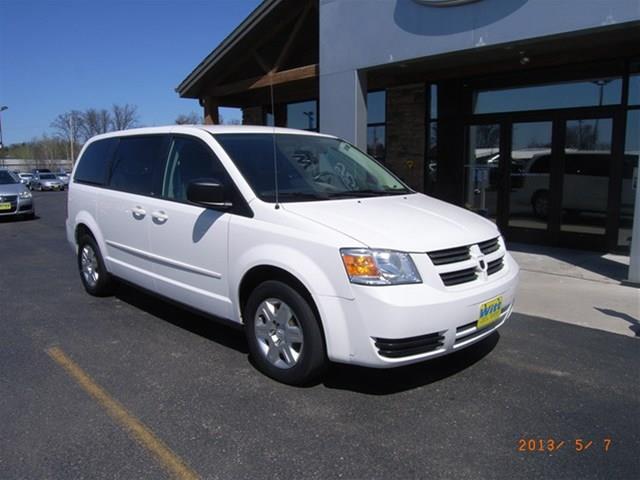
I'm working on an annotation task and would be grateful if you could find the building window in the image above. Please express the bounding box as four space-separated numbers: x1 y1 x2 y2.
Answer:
286 100 317 131
425 84 438 194
367 90 386 161
473 77 623 114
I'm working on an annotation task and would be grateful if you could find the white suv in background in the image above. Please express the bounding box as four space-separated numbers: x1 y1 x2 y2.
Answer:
66 126 519 385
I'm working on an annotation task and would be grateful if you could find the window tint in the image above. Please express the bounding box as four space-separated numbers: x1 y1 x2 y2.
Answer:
162 136 228 202
214 133 409 203
74 138 117 185
0 170 18 184
109 136 165 195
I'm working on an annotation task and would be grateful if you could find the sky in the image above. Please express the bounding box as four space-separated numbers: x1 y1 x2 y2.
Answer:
0 0 262 144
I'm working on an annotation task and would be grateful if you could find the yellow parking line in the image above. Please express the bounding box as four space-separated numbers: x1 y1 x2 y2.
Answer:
46 347 199 480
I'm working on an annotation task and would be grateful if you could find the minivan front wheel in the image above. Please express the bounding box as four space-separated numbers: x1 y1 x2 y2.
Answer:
77 235 116 296
244 280 327 385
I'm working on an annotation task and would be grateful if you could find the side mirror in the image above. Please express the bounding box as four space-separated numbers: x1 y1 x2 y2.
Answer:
187 179 232 209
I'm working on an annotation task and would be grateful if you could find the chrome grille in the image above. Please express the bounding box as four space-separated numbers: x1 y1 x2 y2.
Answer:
487 257 504 275
478 237 500 255
428 236 505 287
427 245 470 265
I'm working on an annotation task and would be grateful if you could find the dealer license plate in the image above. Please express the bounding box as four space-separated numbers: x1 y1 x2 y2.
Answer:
477 296 503 330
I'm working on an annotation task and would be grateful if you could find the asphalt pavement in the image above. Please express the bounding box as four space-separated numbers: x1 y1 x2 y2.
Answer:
1 191 639 480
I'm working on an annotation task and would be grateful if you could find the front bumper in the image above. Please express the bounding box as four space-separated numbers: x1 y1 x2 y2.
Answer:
317 252 519 368
0 196 34 217
41 183 64 190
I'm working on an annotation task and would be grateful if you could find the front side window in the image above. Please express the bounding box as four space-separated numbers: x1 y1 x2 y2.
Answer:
214 133 410 203
74 138 117 185
162 136 228 202
109 136 166 195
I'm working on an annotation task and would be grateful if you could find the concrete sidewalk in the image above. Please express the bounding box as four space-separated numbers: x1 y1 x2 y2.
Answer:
509 243 640 338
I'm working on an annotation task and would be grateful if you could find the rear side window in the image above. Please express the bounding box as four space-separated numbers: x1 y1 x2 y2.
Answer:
162 136 228 202
109 136 166 195
74 138 117 185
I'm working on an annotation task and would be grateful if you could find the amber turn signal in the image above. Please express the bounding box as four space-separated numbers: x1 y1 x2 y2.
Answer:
341 252 380 278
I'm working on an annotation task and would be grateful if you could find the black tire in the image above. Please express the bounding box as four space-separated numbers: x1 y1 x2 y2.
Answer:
77 234 116 296
244 280 327 385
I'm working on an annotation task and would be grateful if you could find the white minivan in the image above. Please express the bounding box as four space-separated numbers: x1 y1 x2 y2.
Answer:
67 126 519 384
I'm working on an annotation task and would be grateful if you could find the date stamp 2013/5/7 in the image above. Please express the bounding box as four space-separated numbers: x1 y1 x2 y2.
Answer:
517 438 612 453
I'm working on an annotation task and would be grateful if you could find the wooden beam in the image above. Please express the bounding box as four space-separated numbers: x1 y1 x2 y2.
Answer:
272 1 312 72
210 64 318 97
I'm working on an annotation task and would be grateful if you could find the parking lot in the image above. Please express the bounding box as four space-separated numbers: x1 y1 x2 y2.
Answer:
1 191 639 479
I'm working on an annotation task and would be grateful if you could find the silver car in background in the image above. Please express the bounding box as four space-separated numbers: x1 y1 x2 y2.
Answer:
56 171 71 185
18 173 34 188
0 170 35 219
31 172 65 191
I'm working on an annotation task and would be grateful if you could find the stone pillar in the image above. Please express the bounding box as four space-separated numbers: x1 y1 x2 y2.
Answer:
385 84 426 192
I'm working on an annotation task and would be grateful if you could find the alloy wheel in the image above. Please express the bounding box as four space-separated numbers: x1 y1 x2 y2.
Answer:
80 245 99 288
254 298 304 369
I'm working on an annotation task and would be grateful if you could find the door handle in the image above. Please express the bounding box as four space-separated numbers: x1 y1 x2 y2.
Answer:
151 210 169 223
131 206 146 218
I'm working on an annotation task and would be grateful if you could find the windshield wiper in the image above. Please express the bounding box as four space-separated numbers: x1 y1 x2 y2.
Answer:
326 189 409 198
272 192 330 201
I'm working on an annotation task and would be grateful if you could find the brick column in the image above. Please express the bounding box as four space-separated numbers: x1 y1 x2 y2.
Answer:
385 84 426 192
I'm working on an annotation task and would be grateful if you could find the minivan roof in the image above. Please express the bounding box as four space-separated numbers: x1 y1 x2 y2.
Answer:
87 125 337 142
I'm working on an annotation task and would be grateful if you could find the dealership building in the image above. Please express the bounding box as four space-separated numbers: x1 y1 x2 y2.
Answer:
177 0 640 279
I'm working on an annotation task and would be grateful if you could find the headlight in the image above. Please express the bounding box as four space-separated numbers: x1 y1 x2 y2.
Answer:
340 248 422 285
19 191 32 199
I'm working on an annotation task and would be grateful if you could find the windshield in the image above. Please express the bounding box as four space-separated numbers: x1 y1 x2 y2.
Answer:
214 133 411 202
0 171 18 184
40 173 56 179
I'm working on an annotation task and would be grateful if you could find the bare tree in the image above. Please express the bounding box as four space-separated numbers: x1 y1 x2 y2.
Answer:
175 112 202 125
80 108 112 141
51 110 82 161
111 104 139 131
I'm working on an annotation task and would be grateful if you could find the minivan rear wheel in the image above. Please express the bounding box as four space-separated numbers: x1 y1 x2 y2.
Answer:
244 280 327 385
77 234 116 296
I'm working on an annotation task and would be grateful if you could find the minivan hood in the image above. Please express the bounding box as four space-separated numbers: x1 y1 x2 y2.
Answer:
282 193 499 252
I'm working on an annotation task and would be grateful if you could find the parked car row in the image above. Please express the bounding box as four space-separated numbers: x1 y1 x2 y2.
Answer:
11 168 70 191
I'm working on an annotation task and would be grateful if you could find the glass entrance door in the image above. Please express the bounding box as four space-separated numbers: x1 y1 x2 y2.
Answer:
508 121 553 231
481 115 618 249
560 118 613 237
465 124 500 222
